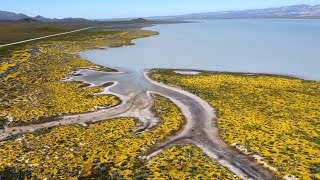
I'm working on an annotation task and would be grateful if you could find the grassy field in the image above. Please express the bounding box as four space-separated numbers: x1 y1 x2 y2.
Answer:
0 24 75 45
150 69 320 180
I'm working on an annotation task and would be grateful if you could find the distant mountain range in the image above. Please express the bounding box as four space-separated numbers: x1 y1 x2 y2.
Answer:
1 4 320 22
151 4 320 20
0 10 29 20
0 10 91 22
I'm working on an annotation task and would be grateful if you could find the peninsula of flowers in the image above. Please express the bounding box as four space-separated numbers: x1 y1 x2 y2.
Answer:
149 69 320 179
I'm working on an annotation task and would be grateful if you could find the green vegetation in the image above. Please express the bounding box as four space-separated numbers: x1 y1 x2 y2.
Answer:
0 24 74 45
150 70 320 179
0 116 6 129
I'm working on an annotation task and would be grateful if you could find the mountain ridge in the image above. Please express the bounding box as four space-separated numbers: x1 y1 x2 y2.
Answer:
1 4 320 21
155 4 320 20
0 10 91 22
0 10 29 20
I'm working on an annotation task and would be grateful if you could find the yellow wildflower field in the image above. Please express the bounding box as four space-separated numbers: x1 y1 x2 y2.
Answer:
0 94 236 179
150 70 320 179
147 145 239 179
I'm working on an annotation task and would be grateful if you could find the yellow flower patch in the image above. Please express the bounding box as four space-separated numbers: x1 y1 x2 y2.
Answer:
150 70 320 179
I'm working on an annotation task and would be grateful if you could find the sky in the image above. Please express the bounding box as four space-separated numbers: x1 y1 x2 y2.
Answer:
1 0 320 19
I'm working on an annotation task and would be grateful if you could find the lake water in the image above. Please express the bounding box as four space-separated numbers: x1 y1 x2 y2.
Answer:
81 19 320 80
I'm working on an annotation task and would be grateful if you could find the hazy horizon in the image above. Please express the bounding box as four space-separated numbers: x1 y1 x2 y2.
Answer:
2 0 320 19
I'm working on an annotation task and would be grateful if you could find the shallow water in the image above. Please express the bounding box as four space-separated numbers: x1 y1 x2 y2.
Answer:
81 19 320 80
